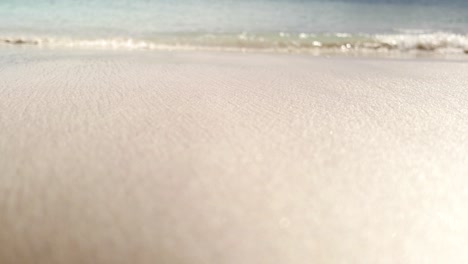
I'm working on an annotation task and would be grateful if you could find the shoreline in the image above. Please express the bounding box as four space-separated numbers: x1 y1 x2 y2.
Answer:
2 44 468 62
1 31 468 55
2 35 468 61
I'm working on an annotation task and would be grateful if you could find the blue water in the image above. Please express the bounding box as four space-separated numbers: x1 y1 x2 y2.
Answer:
1 0 468 54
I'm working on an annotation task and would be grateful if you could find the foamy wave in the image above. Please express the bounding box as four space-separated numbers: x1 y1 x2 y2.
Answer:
0 37 180 50
1 32 468 55
375 32 468 53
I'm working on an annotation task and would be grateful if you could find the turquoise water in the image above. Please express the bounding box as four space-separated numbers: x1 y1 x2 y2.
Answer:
1 0 468 54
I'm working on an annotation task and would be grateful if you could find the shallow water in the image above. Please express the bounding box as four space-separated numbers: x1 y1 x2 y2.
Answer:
1 0 468 54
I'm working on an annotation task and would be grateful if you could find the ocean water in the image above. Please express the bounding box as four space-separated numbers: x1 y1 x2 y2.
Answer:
1 0 468 55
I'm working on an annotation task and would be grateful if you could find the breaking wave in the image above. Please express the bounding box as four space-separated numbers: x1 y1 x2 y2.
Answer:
1 32 468 55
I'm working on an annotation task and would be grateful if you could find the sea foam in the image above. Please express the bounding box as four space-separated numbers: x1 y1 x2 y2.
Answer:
2 32 468 55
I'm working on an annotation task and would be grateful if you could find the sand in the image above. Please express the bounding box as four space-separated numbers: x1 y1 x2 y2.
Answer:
1 49 468 264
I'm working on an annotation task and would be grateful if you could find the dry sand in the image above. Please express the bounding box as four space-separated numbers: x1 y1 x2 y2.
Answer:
1 49 468 263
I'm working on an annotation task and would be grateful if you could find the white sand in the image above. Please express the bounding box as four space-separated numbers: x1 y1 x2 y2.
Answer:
1 49 468 263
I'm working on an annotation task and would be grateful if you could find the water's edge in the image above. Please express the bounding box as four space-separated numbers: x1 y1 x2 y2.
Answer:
2 32 468 57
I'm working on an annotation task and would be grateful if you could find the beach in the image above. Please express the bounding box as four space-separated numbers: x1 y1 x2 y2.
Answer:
1 48 468 263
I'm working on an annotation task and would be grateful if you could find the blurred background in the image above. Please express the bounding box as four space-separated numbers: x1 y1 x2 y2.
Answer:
1 0 467 54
